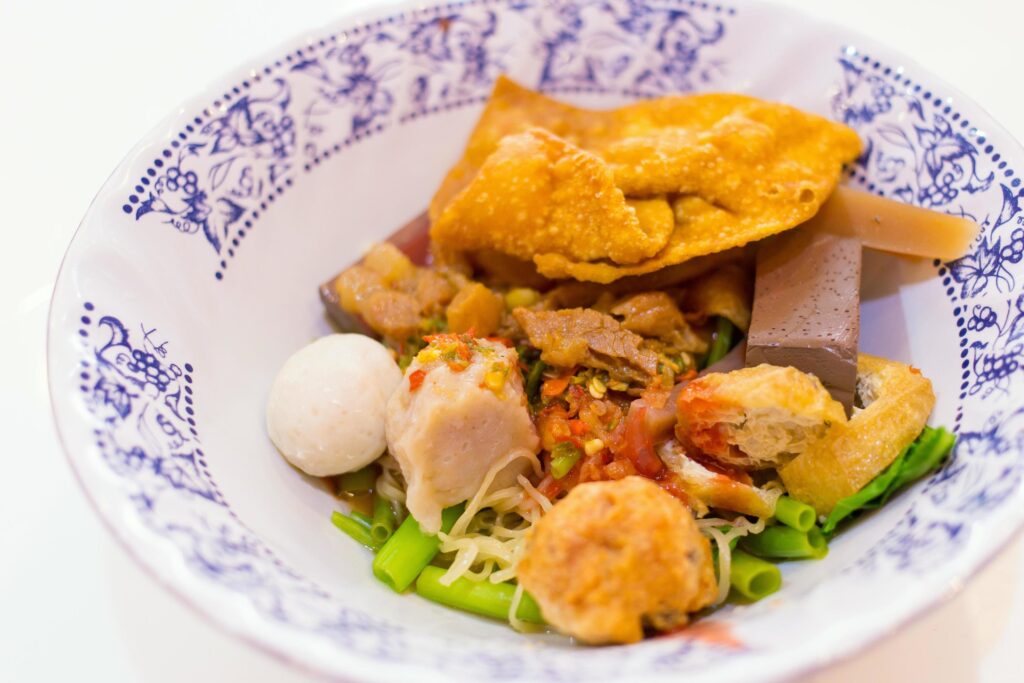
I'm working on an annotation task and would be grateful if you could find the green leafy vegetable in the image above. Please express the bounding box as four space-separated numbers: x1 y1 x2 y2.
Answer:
881 427 955 503
822 426 955 535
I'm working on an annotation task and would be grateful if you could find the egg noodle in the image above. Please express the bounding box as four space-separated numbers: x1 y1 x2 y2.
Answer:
697 514 770 605
375 454 407 510
439 449 544 584
697 478 784 605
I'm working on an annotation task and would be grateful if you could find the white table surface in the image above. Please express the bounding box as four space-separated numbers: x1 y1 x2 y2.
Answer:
1 0 1021 680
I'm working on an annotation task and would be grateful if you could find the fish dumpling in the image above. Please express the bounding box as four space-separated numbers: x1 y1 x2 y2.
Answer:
385 335 539 533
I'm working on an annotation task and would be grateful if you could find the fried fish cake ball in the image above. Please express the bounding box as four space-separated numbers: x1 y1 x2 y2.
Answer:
517 477 716 644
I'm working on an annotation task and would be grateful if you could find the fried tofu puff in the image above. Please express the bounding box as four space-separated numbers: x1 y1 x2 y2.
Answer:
779 354 935 514
675 364 846 470
517 477 716 644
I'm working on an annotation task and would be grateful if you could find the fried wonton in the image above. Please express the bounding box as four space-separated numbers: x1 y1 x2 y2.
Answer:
430 77 862 283
431 128 676 265
429 77 613 222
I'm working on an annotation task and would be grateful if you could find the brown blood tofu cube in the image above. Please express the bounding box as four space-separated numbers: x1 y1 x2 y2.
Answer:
746 229 861 412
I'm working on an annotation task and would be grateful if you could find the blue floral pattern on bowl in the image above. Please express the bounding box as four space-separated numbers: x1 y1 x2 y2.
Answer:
53 1 1024 681
123 0 732 281
827 47 1024 578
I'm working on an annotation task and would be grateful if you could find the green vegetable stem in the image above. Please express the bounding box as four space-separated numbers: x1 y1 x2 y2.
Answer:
550 441 583 479
370 494 398 546
373 504 465 592
350 510 373 526
773 496 817 532
331 510 379 550
704 317 735 367
740 525 828 560
729 549 782 601
415 566 545 624
525 359 547 404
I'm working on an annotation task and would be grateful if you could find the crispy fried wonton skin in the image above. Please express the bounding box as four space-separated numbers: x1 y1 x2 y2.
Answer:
430 77 861 283
428 77 614 221
431 128 676 266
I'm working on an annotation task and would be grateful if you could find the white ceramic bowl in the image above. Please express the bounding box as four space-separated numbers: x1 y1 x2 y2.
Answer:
48 1 1024 681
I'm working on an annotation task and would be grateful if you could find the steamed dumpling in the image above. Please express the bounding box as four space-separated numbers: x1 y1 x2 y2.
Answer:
267 334 401 476
386 335 539 533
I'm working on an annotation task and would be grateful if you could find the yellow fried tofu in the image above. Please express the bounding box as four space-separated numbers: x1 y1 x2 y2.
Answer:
779 355 936 514
430 77 861 283
676 364 847 470
432 128 675 266
517 477 716 644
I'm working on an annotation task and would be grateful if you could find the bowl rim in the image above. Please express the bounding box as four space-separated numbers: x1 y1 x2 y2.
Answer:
47 0 1024 681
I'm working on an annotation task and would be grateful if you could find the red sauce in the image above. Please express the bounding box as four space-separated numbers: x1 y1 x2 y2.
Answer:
621 406 664 476
660 620 745 649
653 470 696 508
408 369 427 392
